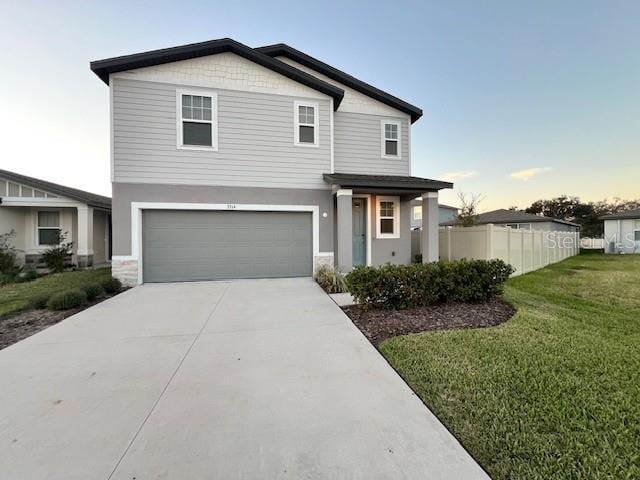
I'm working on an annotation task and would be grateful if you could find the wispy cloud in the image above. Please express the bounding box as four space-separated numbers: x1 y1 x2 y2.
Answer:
510 167 552 181
440 170 478 182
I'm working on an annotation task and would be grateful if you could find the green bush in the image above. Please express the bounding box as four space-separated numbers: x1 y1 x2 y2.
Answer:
46 289 87 311
15 270 38 283
346 259 514 309
41 232 73 273
101 277 122 294
82 283 105 301
0 230 21 279
314 265 348 293
30 293 51 309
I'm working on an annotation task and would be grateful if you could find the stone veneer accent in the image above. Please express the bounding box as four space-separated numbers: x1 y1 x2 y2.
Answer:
112 258 139 287
314 254 334 270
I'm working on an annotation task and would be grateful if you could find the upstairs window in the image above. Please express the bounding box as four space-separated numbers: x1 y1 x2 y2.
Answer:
382 121 401 157
294 101 318 146
38 211 61 246
177 90 217 150
376 196 400 239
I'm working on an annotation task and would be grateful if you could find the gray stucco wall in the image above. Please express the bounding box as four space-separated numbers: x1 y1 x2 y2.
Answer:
333 112 410 176
111 182 334 256
371 197 412 265
112 78 331 189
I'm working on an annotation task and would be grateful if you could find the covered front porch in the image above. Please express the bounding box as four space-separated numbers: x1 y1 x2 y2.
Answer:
323 173 453 272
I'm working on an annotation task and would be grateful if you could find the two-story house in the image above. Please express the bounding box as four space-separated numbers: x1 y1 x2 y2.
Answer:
91 38 452 285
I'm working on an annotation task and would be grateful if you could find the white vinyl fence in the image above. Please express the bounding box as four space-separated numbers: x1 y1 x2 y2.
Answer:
438 224 580 276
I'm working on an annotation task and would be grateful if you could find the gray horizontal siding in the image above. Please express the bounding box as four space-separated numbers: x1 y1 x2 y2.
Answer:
112 78 331 189
333 112 410 176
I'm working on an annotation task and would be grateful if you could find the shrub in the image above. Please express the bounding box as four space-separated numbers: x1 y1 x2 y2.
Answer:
346 259 514 309
41 232 73 273
0 230 21 278
46 289 87 311
101 277 122 294
82 283 105 301
15 269 38 283
30 293 52 309
314 265 348 293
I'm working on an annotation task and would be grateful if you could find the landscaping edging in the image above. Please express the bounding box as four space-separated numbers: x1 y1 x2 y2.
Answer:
342 299 516 346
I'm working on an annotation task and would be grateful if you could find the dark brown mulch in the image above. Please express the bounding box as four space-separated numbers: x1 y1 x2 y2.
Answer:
342 299 516 346
0 294 124 350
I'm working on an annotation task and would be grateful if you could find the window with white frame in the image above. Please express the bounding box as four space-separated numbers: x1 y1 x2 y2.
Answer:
381 121 401 157
412 205 422 221
37 211 61 246
377 196 400 238
294 101 318 146
177 90 217 150
506 223 531 230
634 220 640 242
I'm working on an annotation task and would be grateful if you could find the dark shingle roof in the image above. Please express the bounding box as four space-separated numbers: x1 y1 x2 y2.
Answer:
0 169 111 210
90 38 424 121
323 173 452 191
600 208 640 220
90 38 344 108
256 43 423 123
441 208 579 227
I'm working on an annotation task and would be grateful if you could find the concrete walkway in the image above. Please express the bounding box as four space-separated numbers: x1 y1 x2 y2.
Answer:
0 278 489 479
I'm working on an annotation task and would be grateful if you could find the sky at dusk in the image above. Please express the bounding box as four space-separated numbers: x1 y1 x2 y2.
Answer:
1 0 638 211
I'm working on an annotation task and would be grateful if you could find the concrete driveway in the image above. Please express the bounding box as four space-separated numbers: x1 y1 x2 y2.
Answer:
0 278 489 479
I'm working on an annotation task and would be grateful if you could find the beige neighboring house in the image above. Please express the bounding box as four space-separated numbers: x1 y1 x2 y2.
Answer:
0 169 111 268
601 209 640 254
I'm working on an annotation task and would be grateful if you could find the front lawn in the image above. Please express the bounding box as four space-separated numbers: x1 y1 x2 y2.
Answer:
0 268 112 318
380 254 640 479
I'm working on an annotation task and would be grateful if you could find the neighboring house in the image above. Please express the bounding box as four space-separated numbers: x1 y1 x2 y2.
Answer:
410 200 458 229
600 209 640 254
441 209 580 232
90 38 452 285
0 169 112 268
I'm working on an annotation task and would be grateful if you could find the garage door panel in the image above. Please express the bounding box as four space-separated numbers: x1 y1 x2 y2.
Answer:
142 210 313 282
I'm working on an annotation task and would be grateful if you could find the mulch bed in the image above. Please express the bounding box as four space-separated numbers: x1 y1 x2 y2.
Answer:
0 294 124 350
342 299 516 346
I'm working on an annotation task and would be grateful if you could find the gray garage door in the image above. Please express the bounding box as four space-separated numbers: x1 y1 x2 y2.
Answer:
142 210 313 282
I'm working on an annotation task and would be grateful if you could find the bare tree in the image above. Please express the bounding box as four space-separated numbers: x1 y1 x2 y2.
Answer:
456 192 483 226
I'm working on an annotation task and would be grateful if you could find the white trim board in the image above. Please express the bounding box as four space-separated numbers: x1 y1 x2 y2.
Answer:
129 202 321 285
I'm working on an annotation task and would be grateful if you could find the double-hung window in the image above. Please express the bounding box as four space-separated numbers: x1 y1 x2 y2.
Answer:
294 101 318 146
376 196 400 238
634 220 640 243
38 211 61 246
177 90 218 150
381 120 401 158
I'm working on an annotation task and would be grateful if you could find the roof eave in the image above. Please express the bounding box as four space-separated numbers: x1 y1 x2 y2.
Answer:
257 43 423 123
90 38 344 109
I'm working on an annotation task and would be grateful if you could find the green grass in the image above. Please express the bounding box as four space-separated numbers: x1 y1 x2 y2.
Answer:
380 254 640 479
0 268 112 317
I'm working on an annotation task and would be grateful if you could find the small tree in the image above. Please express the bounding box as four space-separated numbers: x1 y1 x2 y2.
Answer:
456 192 483 226
41 231 73 273
0 230 21 275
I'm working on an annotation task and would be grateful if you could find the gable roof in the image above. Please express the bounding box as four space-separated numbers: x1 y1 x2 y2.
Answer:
90 38 344 108
441 209 579 227
600 208 640 220
256 43 423 123
0 169 111 210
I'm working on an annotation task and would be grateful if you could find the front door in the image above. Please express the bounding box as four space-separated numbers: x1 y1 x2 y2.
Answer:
352 198 366 267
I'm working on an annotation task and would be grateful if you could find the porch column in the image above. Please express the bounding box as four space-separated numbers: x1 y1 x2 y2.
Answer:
421 191 439 263
336 189 353 272
76 205 94 268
